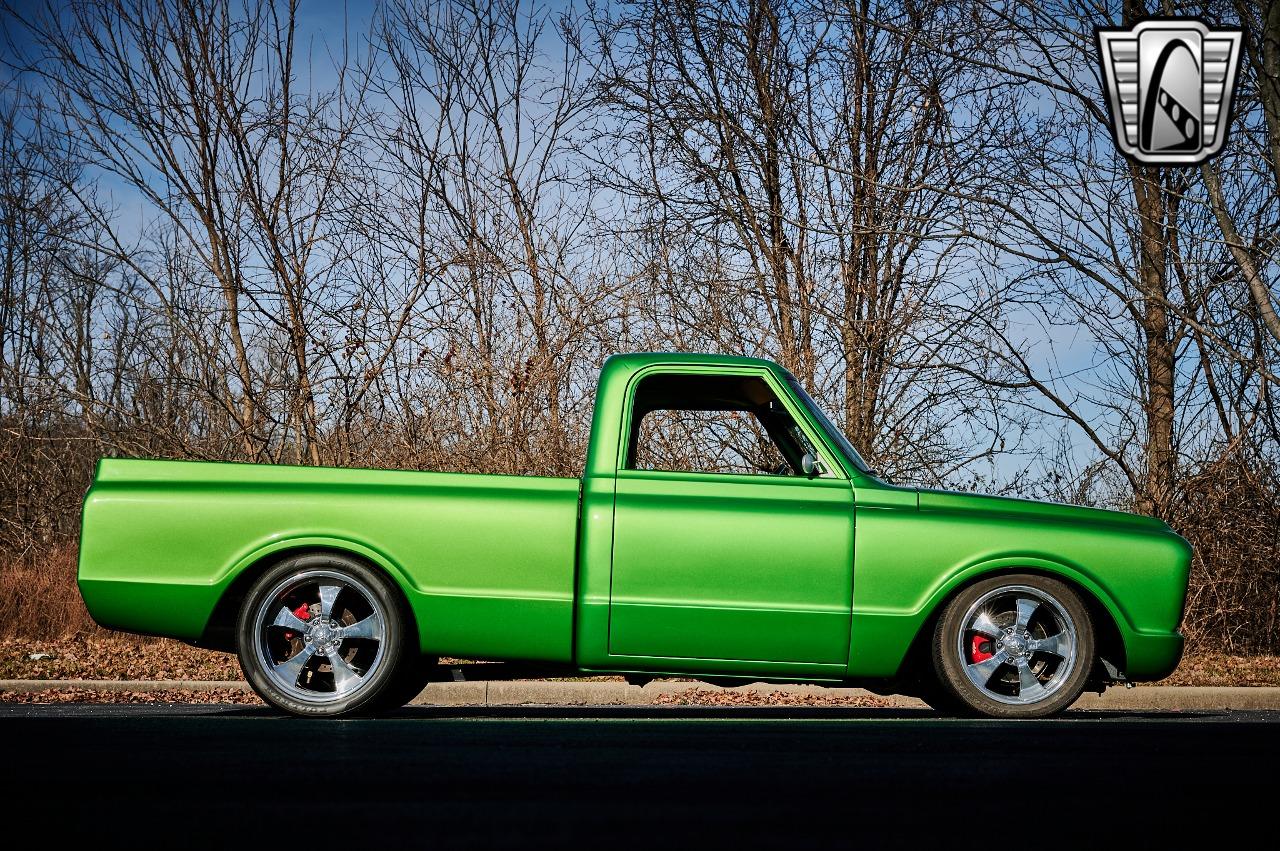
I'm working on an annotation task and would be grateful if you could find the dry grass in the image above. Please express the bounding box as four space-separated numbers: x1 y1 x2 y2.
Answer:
1155 653 1280 687
0 543 103 639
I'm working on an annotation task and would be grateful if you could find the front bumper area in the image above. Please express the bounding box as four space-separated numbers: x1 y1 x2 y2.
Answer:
1122 629 1185 681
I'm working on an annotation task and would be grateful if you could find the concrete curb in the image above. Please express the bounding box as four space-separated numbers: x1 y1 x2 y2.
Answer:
3 679 1280 710
1070 686 1280 711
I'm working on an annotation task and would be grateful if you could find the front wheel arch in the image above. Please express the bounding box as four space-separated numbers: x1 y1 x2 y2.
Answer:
898 566 1127 690
930 572 1094 716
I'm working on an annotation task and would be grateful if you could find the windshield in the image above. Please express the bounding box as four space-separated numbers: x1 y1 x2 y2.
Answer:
785 376 873 474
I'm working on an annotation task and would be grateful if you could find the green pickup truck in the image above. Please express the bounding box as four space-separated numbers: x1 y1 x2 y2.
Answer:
78 353 1191 718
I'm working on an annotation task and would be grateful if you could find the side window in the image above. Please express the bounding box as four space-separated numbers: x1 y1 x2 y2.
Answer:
634 408 786 475
624 372 822 477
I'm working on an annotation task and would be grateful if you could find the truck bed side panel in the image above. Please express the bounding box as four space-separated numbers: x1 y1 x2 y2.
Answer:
78 460 580 662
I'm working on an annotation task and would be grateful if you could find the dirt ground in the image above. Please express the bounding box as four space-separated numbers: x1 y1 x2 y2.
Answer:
3 635 1280 691
1 635 242 681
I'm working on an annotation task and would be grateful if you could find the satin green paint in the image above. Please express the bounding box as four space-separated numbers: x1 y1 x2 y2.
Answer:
78 352 1191 683
79 463 580 662
609 469 854 667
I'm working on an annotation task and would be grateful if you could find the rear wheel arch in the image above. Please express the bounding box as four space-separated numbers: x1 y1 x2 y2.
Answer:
198 543 420 654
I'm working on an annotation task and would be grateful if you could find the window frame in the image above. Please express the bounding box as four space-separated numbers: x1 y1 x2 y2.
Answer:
615 365 846 482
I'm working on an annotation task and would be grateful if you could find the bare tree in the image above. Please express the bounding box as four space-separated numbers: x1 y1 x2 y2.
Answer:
1199 0 1280 346
366 0 617 475
924 0 1234 519
585 0 1016 481
14 0 371 463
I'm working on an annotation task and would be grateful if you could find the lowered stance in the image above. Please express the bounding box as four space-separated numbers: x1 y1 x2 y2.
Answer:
78 354 1191 718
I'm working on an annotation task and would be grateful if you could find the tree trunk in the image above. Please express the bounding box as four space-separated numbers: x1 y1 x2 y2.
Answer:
1130 167 1176 519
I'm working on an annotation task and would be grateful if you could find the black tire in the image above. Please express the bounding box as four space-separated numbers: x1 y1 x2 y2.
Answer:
377 653 438 712
931 573 1094 719
236 552 417 718
912 676 967 714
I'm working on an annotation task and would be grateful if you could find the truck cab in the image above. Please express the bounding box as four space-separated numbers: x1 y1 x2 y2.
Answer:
576 353 864 680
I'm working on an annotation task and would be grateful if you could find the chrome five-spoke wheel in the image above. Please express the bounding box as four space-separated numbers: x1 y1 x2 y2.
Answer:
933 574 1094 718
958 585 1077 705
253 570 387 702
237 554 414 717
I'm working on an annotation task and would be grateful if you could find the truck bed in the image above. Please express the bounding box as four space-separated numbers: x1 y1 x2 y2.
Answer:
78 459 581 662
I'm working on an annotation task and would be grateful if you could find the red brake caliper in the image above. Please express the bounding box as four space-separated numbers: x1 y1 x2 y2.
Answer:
971 634 994 663
284 602 311 640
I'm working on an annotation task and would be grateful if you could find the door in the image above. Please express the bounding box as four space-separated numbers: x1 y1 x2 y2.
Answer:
606 370 854 667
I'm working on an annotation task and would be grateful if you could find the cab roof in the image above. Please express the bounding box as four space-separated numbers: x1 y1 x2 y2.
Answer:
601 351 791 378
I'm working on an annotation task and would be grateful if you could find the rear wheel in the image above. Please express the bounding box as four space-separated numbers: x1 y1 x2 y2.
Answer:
932 574 1093 718
236 553 416 717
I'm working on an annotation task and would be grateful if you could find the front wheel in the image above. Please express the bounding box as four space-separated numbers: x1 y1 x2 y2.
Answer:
236 553 416 717
931 574 1094 719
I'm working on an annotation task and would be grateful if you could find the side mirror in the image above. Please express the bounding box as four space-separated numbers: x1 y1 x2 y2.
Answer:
800 452 820 478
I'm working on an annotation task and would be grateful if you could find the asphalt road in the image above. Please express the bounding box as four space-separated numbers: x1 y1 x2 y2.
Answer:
3 705 1276 847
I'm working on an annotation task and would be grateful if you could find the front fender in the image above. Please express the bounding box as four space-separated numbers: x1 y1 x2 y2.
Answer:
848 500 1191 680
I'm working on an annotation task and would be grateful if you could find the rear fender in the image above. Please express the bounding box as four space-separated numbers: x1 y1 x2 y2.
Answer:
194 535 419 652
216 534 416 595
